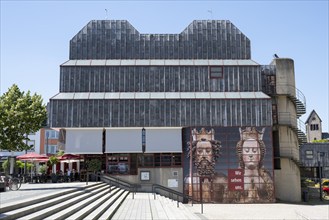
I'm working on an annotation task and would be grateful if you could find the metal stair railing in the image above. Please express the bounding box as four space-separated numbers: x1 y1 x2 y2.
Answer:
90 173 139 199
152 183 204 214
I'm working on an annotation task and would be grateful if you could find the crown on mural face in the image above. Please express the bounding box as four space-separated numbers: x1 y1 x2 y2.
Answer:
192 128 215 141
239 127 265 141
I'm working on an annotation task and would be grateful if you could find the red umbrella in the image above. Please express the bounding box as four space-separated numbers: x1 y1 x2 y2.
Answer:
17 152 49 161
57 154 82 161
16 152 49 180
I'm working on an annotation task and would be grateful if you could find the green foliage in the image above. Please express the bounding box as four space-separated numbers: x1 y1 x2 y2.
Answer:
16 160 25 169
0 84 47 152
39 164 48 174
87 159 101 172
48 155 59 166
2 159 9 172
312 139 329 143
57 150 65 156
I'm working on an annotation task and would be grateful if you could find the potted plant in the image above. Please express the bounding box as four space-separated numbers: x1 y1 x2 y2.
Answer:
39 164 48 183
48 155 59 183
87 159 101 181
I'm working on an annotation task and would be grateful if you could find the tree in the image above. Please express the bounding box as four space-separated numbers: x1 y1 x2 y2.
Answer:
0 84 47 152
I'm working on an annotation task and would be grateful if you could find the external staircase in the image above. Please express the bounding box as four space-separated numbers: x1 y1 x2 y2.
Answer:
0 182 129 220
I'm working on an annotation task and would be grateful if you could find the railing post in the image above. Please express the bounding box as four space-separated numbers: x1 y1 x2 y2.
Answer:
177 194 179 207
201 199 203 214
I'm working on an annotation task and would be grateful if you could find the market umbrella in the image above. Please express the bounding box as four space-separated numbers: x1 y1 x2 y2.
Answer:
17 152 49 180
57 154 82 161
57 154 83 174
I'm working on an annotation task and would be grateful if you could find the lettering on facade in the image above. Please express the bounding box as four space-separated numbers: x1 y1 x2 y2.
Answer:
228 169 244 191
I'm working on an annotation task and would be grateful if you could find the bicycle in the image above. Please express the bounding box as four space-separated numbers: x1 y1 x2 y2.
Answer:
0 175 22 191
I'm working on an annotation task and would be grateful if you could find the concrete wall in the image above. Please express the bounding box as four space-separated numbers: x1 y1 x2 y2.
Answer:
272 58 302 202
116 167 183 193
274 158 301 202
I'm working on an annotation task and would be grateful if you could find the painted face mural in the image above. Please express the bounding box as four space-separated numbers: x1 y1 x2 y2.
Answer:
183 126 275 204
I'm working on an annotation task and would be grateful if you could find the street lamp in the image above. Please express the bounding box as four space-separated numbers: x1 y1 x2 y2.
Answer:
142 128 146 153
318 151 324 200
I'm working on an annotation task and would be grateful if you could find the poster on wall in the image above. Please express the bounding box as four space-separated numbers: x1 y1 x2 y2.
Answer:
183 126 275 204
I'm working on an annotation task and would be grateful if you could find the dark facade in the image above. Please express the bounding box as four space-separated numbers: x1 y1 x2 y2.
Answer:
300 143 329 179
49 20 277 203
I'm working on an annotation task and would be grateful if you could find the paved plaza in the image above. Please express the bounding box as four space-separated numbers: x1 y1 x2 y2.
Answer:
0 182 328 220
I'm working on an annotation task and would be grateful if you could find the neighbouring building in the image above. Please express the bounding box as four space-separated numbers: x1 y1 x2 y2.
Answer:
300 110 329 180
305 110 323 142
49 20 306 203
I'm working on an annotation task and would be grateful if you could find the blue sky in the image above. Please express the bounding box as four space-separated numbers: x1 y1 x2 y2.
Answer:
1 0 328 131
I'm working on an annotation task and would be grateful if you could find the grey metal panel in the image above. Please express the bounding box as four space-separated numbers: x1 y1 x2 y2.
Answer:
210 92 225 99
135 92 150 99
150 93 165 99
194 60 209 66
150 60 165 65
225 92 241 99
208 60 223 66
76 60 91 66
136 60 150 65
74 93 89 99
105 60 121 65
179 60 194 65
104 93 120 99
61 60 77 66
121 60 135 65
223 60 238 65
51 93 75 99
120 92 135 99
89 93 105 99
255 92 270 99
165 92 180 99
91 60 106 66
180 92 195 99
164 60 179 65
240 92 255 99
195 92 210 99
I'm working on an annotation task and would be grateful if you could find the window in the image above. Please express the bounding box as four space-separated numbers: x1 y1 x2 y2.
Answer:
310 124 319 131
46 145 57 154
139 153 182 167
209 66 223 78
46 130 59 139
107 154 130 175
28 140 35 151
305 150 313 159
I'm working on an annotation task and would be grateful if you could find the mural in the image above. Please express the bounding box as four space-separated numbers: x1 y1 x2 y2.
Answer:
183 126 275 203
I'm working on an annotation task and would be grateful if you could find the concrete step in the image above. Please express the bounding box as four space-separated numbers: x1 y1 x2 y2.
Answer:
0 182 103 214
57 187 122 220
16 184 111 220
0 182 106 220
97 190 130 220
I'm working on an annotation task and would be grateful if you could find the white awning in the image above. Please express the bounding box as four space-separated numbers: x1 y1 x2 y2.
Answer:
105 128 142 153
105 127 182 153
65 128 103 154
145 128 182 153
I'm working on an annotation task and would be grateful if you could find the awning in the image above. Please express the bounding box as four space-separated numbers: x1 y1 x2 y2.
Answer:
145 128 182 153
105 127 182 153
66 128 103 154
105 128 142 153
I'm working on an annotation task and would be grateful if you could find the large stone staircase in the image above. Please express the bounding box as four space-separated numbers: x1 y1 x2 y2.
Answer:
0 182 129 220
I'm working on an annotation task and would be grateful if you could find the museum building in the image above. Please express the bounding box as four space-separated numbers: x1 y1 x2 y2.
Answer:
49 20 306 203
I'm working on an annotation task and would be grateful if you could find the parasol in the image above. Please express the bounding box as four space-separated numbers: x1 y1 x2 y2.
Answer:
17 152 49 179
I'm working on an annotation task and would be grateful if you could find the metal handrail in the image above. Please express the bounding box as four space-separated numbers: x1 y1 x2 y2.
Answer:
152 183 203 214
90 173 138 199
